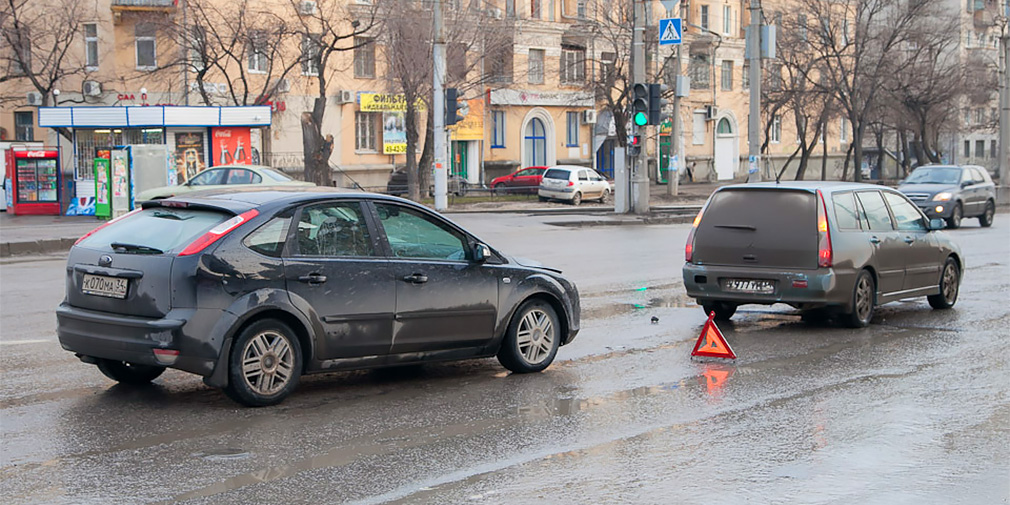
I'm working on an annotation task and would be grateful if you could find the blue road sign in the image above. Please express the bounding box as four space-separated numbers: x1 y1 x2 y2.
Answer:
659 18 682 46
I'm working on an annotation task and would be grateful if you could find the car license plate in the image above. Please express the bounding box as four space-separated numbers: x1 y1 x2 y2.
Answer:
723 279 774 294
81 274 128 299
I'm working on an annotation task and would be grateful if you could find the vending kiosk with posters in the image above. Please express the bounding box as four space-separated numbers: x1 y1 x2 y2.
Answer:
4 147 62 215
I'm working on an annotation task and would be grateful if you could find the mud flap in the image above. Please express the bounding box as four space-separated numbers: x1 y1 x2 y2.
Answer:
202 337 233 389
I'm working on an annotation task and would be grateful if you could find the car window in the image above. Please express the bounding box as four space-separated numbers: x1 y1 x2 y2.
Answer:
543 168 570 180
190 169 226 186
905 166 960 185
516 169 533 177
882 192 926 231
590 170 605 181
832 192 862 230
578 170 589 181
77 207 230 253
243 216 291 257
374 203 467 261
532 167 546 175
295 201 375 257
969 167 986 184
227 169 262 185
855 191 894 231
260 168 293 182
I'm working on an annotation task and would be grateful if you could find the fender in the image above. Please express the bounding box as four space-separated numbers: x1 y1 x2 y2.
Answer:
492 271 581 350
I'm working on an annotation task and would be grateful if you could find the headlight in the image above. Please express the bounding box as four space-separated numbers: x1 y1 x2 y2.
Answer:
932 192 952 201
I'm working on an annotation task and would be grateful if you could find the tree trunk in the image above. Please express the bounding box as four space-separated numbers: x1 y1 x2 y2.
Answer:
821 132 828 181
875 128 884 181
417 105 434 197
842 142 854 181
777 145 801 181
853 121 866 182
301 97 331 186
405 100 420 202
898 129 911 177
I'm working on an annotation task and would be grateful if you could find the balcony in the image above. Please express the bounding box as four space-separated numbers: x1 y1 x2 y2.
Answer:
110 0 177 12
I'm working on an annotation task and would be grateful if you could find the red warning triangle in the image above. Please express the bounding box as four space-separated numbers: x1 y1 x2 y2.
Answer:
691 312 737 359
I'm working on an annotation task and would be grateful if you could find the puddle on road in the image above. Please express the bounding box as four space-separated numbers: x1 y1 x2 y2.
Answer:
197 448 251 461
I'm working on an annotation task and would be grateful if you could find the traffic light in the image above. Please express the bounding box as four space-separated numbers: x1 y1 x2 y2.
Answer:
632 83 649 127
445 88 464 126
648 83 668 125
628 134 642 156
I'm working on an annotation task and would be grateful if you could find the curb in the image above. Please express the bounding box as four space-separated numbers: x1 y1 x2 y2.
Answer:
1 237 78 258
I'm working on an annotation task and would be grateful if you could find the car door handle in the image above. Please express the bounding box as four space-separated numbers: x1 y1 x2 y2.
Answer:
402 273 428 284
298 273 328 284
903 236 915 244
869 236 881 244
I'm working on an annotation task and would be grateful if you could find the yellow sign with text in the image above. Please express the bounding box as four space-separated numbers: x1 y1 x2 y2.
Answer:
449 98 485 141
359 93 426 112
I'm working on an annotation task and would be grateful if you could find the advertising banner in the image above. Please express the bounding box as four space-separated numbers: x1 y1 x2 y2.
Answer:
111 149 130 218
382 112 407 154
212 127 253 166
173 131 207 183
94 158 111 218
359 93 426 112
449 98 485 141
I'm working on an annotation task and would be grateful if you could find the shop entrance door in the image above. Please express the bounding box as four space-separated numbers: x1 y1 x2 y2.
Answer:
451 141 467 179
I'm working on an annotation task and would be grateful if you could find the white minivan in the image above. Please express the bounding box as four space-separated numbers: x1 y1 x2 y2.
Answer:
538 166 613 205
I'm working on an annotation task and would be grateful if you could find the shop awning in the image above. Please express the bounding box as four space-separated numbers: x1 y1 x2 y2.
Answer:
38 106 271 128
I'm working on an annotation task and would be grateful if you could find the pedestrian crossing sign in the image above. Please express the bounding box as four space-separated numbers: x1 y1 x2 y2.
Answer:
659 18 682 46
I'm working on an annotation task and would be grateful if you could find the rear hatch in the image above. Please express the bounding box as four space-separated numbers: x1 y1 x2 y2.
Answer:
67 206 233 317
693 188 818 269
541 168 571 190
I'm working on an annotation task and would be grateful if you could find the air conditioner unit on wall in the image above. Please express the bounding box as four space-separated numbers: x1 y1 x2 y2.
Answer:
26 92 42 106
83 81 102 97
488 8 502 19
582 110 597 124
334 90 354 104
299 1 317 15
705 104 718 120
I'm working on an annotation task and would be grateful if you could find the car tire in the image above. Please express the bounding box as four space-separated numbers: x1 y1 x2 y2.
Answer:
224 319 302 407
946 202 962 229
843 270 875 328
600 189 611 204
979 200 995 227
927 257 960 310
571 192 582 206
497 299 561 374
493 183 505 195
702 301 737 321
538 196 549 202
96 359 165 385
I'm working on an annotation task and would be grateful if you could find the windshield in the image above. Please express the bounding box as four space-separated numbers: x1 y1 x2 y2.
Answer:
260 168 294 182
904 167 961 185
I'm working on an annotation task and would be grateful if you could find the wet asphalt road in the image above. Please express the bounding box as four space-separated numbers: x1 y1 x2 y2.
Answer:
1 212 1008 504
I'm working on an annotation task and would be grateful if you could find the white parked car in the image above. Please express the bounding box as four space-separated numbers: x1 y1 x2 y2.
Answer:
538 166 613 206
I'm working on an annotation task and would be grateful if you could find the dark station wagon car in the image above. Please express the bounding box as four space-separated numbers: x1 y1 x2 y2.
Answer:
683 182 963 327
57 188 580 406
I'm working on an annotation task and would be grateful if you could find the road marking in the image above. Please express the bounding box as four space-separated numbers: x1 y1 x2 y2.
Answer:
0 338 53 346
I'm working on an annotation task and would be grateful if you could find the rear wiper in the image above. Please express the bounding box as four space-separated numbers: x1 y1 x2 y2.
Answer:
714 224 757 231
152 211 188 220
110 242 164 254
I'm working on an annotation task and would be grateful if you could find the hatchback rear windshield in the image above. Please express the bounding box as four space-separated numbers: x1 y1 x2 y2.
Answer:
77 207 231 254
543 169 572 180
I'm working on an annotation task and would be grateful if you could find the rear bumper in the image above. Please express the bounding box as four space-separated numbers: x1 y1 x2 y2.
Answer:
682 263 857 311
56 303 224 377
539 187 575 199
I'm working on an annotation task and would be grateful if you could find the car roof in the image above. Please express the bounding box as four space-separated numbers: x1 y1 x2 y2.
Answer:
716 181 894 194
546 165 591 171
148 186 430 213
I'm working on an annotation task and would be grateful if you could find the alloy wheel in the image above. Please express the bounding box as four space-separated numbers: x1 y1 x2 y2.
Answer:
855 276 873 323
240 330 295 396
941 261 959 304
516 308 555 366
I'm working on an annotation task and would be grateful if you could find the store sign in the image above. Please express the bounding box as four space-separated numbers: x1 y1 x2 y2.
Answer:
359 93 426 112
382 112 407 154
212 127 253 165
15 150 59 158
490 89 594 107
449 98 485 141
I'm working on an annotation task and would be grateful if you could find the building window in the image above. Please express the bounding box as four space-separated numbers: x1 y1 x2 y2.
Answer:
577 0 586 18
690 54 709 87
531 0 541 19
492 110 506 148
506 0 515 17
354 37 374 78
700 5 709 30
566 112 579 147
135 23 157 70
991 139 997 158
528 49 544 84
976 139 986 158
769 63 783 91
742 62 749 88
355 112 378 151
485 42 513 83
14 111 33 141
975 108 985 125
525 118 547 166
723 5 732 35
720 60 733 91
247 31 267 73
301 34 321 76
770 115 781 143
85 23 99 69
963 140 970 158
560 47 585 84
840 118 849 143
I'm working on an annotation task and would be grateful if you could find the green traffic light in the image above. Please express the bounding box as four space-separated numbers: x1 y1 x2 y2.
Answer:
634 111 648 126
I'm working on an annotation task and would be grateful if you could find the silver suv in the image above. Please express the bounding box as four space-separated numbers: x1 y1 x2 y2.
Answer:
897 165 996 229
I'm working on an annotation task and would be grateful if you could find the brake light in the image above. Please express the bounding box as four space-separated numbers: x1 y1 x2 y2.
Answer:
567 181 575 187
685 208 704 262
74 208 143 245
178 209 259 256
816 190 832 268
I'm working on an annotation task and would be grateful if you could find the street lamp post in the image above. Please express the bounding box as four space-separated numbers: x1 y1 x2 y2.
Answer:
999 2 1010 204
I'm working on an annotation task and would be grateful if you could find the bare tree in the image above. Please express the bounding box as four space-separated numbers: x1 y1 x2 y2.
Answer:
1 0 91 139
584 3 635 153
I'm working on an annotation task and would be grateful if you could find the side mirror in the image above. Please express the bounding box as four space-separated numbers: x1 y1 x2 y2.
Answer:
473 243 491 263
928 218 945 231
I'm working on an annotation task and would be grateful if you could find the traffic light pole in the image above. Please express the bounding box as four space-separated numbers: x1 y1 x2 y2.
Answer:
632 0 649 214
432 0 448 211
667 1 685 197
747 0 762 183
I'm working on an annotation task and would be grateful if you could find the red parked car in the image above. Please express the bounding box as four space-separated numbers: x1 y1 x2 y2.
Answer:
490 166 547 194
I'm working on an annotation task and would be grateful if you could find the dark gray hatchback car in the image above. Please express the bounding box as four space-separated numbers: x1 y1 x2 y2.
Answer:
897 164 996 229
57 188 580 406
683 182 963 327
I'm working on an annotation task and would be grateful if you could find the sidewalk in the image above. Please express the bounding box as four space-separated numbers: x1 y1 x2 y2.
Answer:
0 182 716 258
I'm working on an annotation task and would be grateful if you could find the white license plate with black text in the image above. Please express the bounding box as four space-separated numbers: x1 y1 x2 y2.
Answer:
82 274 128 299
723 279 774 294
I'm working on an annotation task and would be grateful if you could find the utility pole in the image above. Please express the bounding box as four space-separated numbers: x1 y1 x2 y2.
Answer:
747 0 762 182
432 0 448 211
632 0 650 214
667 1 685 197
1000 0 1010 204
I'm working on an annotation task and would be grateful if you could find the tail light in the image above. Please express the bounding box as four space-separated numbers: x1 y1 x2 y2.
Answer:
685 207 704 262
567 181 575 187
178 209 259 257
74 208 143 245
816 190 832 268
